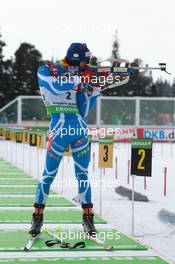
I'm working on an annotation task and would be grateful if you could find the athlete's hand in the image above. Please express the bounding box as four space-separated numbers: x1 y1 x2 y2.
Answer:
81 69 96 83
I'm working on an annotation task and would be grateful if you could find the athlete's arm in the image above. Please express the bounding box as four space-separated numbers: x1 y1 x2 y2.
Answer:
77 85 100 119
37 64 80 95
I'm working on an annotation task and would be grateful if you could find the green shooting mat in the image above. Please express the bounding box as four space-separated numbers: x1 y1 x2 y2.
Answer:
0 229 147 252
0 178 38 185
0 257 168 264
0 165 18 169
0 196 75 207
0 168 23 173
0 173 30 178
0 186 55 195
0 209 106 224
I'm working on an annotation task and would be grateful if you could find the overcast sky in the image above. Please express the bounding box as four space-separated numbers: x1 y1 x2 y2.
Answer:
0 0 174 82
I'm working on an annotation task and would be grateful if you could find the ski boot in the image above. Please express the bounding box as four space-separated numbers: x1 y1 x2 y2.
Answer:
82 204 97 237
29 204 45 237
29 213 43 237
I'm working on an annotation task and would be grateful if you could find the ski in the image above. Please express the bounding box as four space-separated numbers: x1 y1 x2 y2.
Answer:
24 234 40 251
83 232 113 251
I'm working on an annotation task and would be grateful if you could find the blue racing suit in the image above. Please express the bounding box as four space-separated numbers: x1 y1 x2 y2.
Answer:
35 60 100 209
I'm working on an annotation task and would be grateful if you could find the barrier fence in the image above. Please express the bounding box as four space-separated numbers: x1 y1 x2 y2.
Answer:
1 96 175 128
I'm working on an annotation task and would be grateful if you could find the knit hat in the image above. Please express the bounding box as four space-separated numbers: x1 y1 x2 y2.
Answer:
66 43 91 65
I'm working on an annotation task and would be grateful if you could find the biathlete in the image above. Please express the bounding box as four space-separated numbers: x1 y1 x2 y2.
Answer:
29 43 101 237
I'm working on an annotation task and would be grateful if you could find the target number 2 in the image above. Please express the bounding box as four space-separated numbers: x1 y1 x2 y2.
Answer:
138 149 145 170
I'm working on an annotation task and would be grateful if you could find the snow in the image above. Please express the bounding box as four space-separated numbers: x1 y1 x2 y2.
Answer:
1 140 175 263
55 142 175 263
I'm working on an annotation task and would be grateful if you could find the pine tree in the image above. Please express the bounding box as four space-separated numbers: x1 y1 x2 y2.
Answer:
0 32 9 108
154 78 172 97
111 30 120 59
12 42 42 96
1 59 13 104
0 32 5 61
172 78 175 97
123 59 153 96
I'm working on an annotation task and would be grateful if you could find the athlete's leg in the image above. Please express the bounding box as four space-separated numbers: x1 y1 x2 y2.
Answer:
34 139 65 212
71 136 96 235
71 135 92 207
30 128 67 236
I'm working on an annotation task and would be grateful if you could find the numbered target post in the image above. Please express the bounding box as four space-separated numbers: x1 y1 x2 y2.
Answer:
37 133 46 149
2 129 6 138
130 138 153 236
16 131 23 143
131 138 152 177
0 128 3 137
36 133 46 179
28 132 37 176
30 133 37 146
5 130 11 141
98 136 114 216
22 131 30 144
98 136 113 168
11 131 16 142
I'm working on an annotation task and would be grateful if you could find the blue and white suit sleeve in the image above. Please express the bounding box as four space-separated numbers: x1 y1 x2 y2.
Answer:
77 88 100 119
37 65 80 95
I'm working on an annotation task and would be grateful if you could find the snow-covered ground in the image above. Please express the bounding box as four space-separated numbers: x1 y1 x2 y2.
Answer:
1 140 175 263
